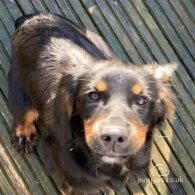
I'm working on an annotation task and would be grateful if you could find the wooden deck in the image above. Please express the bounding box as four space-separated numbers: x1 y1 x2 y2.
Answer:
0 0 195 194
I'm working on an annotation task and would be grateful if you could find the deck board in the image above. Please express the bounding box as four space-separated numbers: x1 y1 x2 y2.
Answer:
0 0 195 194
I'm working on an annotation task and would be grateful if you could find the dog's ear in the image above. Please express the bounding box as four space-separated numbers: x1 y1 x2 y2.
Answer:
144 63 177 126
144 63 177 83
51 79 78 145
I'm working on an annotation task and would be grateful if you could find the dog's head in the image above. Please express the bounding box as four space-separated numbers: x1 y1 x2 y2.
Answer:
55 59 176 164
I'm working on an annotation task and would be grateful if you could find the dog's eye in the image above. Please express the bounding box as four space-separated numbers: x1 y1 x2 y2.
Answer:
136 95 148 105
88 91 100 102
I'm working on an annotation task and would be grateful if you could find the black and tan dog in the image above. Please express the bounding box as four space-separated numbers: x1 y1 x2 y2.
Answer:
8 13 176 194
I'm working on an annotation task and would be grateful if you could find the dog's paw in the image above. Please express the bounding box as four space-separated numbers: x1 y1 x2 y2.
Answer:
11 131 38 154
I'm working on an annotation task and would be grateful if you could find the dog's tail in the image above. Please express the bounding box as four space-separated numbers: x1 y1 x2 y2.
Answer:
15 14 37 29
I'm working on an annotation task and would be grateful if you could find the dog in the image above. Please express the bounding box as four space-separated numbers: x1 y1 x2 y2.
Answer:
8 13 176 194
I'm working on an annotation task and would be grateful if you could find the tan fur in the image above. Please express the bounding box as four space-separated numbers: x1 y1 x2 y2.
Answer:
64 92 73 120
84 119 95 145
96 80 108 92
84 116 103 145
15 109 39 139
159 89 175 116
130 119 148 152
15 124 24 137
16 124 36 140
131 83 142 94
25 109 39 124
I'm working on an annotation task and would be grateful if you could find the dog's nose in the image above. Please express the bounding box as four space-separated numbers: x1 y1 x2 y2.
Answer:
100 128 128 150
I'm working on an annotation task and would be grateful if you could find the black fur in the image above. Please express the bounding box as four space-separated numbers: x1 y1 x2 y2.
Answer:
8 13 175 194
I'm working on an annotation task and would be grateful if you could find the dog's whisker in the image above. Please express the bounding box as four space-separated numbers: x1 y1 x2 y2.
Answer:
68 138 85 151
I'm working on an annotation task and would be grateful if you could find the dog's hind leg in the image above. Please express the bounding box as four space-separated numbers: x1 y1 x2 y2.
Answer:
8 66 39 153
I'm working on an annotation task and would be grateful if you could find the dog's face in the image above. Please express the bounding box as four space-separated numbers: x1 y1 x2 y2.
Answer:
74 61 176 164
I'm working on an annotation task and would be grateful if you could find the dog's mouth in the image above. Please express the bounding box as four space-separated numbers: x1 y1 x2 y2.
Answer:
101 155 129 164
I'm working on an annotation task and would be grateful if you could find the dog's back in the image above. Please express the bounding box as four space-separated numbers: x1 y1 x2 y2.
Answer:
15 14 36 28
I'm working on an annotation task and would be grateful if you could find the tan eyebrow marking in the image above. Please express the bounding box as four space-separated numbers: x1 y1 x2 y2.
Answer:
96 80 108 91
131 83 142 94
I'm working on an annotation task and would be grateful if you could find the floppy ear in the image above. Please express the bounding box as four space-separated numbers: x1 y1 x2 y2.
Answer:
144 63 177 126
51 79 78 145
